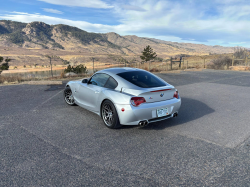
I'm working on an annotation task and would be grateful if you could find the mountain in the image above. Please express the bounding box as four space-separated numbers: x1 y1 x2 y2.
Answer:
0 20 234 57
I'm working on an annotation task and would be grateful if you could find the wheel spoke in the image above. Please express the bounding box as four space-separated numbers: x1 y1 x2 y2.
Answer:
104 106 110 112
108 116 112 124
65 91 71 95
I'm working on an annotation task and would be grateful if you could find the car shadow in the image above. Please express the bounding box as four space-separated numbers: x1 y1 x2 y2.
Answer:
121 97 215 130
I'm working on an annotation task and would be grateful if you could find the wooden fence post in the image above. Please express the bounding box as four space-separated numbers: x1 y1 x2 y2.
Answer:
183 58 184 69
232 55 234 66
170 57 172 70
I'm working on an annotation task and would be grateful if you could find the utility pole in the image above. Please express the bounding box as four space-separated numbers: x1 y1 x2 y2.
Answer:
45 55 54 77
92 57 95 73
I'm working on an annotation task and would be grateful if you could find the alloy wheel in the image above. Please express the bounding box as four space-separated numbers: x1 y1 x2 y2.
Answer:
64 89 75 105
102 103 114 126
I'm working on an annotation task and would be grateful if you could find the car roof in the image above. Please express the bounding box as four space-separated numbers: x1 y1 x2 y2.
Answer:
96 67 154 90
97 67 143 76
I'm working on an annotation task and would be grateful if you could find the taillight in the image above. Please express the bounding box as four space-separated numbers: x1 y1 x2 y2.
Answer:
173 91 179 99
131 97 146 107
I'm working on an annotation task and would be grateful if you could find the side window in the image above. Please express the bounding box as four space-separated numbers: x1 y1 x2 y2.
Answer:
89 73 110 87
104 76 118 89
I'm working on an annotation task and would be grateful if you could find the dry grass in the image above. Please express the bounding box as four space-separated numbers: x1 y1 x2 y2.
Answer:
229 66 250 71
0 72 92 84
150 68 161 72
1 53 238 85
0 75 39 84
60 72 66 78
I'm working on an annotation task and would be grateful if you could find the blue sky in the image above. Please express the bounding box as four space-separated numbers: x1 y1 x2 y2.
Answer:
1 0 250 47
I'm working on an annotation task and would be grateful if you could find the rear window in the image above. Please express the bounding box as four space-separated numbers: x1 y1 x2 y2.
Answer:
117 71 166 88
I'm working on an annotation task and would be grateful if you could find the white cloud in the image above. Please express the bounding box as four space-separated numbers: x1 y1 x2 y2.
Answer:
111 0 250 45
2 0 250 47
122 5 146 12
43 8 63 14
9 11 30 15
38 0 113 9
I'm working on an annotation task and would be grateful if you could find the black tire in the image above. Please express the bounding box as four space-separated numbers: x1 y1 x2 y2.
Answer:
64 87 76 106
101 100 121 129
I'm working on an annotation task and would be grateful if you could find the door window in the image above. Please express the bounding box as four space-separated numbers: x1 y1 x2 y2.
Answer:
89 73 110 87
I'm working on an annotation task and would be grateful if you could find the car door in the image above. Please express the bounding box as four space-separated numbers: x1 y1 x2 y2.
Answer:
77 73 110 112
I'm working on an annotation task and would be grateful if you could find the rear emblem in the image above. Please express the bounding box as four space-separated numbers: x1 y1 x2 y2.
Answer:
149 97 153 99
160 93 164 97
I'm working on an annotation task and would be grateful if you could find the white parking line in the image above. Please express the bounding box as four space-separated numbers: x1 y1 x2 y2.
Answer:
32 90 64 111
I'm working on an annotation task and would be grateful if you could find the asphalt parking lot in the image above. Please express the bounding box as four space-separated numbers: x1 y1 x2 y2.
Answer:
1 69 250 186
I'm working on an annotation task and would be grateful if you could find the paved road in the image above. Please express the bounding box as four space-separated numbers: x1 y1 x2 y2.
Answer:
1 69 250 186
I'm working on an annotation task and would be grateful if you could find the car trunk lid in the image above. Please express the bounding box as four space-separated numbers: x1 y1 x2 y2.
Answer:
122 85 176 103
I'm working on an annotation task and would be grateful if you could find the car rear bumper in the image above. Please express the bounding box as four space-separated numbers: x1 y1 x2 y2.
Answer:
114 98 181 125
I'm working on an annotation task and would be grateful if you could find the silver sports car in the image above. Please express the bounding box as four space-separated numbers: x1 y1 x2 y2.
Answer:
64 68 181 129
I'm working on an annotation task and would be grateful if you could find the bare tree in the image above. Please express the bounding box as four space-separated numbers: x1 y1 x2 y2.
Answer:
234 47 247 59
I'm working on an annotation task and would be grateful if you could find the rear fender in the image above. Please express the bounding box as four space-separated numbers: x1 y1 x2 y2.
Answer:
98 89 132 116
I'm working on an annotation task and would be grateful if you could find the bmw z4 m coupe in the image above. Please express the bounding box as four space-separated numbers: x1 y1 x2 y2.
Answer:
64 68 181 129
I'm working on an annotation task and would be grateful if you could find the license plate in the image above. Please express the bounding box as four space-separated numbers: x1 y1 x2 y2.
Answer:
157 108 169 117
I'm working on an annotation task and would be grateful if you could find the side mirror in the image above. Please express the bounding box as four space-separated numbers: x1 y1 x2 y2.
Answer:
82 79 88 83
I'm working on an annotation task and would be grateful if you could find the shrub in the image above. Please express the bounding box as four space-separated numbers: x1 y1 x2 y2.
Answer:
64 64 88 74
195 64 201 69
155 57 163 62
60 72 65 78
52 42 64 49
234 47 246 59
150 68 160 72
0 62 9 70
207 56 232 70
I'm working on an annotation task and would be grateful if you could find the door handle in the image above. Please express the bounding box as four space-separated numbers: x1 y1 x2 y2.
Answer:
95 90 100 94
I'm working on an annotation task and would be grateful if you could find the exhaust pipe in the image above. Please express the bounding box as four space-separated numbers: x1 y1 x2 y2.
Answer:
173 112 178 118
138 120 149 127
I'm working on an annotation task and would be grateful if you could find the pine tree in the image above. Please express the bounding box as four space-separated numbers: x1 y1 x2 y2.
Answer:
140 45 157 70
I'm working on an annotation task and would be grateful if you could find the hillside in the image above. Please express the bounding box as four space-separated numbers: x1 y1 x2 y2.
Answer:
0 20 235 67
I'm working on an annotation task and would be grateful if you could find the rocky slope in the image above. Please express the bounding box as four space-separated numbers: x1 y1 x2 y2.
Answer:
0 20 235 58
